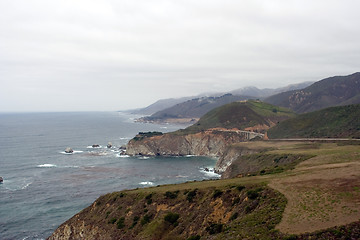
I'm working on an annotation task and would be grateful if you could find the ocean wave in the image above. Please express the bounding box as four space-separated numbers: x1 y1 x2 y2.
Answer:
117 154 130 158
2 178 33 191
21 181 32 190
63 165 80 168
138 156 150 159
22 235 45 240
86 151 108 156
139 181 154 185
176 175 188 178
37 164 57 168
119 137 130 140
199 168 221 178
37 164 79 169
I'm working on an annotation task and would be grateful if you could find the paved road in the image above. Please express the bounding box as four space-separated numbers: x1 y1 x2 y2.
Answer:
268 138 360 141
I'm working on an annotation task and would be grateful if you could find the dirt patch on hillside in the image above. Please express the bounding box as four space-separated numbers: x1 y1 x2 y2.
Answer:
269 161 360 234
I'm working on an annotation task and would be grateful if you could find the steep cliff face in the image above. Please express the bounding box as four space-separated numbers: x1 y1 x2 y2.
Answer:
48 215 111 240
126 129 251 157
215 145 260 173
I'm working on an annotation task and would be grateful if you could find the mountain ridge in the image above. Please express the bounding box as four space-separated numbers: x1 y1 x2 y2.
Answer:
265 72 360 113
128 81 313 116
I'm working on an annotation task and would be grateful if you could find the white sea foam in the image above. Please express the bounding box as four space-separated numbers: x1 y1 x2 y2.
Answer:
119 137 130 140
138 156 150 159
87 145 102 149
2 178 33 191
60 150 83 154
21 182 32 190
21 236 44 240
117 154 130 158
199 168 221 178
37 164 57 168
95 151 108 156
60 151 72 155
139 181 154 185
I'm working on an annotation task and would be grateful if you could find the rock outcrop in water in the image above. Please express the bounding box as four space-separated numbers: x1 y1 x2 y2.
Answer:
65 148 73 153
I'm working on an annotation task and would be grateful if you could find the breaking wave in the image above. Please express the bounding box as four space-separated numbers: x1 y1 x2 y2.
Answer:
139 181 154 185
37 164 57 168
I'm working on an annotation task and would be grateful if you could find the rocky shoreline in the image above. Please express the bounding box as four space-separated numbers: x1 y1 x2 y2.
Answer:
126 128 265 174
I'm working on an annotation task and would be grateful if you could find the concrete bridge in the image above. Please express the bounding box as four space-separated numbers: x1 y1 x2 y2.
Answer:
208 128 265 140
235 130 265 140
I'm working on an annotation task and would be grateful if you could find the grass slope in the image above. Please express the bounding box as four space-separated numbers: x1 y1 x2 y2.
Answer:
83 183 286 240
267 104 360 139
176 100 295 134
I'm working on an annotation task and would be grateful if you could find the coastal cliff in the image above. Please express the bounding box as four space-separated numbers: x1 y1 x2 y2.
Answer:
214 144 261 173
126 129 259 157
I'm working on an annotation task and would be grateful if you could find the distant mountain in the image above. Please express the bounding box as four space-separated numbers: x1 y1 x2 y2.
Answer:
138 94 253 124
230 82 314 98
180 100 296 134
129 81 314 115
130 97 194 115
265 72 360 113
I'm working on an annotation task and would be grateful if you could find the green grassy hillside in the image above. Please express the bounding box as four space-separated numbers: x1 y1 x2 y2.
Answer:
178 100 295 134
267 104 360 139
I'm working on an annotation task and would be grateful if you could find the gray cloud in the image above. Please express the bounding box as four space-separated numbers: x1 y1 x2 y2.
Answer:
1 0 360 112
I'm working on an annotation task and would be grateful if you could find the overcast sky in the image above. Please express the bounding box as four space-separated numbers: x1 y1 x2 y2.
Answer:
1 0 360 112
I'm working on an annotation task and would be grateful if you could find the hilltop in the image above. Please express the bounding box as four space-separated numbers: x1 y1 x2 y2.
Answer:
129 96 194 115
267 104 360 139
137 94 251 124
265 72 360 113
181 100 295 134
230 81 314 98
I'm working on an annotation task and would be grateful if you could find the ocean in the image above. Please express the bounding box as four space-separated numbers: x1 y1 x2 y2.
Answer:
0 112 220 240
